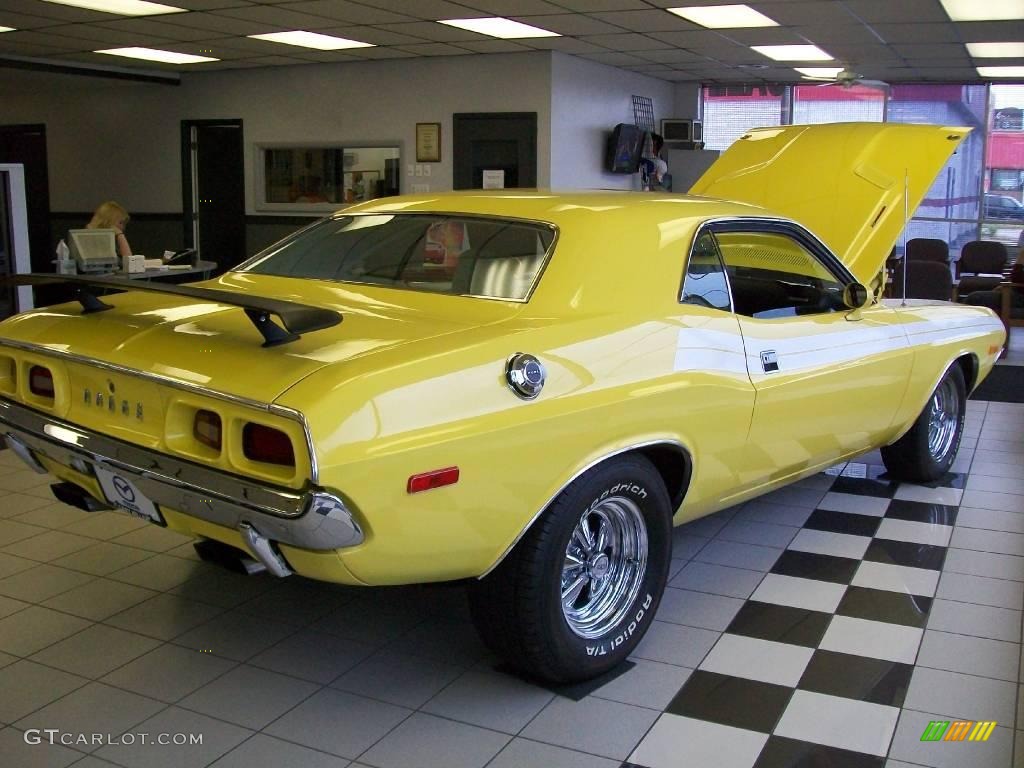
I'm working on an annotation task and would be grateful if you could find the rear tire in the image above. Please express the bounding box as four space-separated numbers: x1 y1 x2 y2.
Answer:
881 364 966 482
468 455 672 684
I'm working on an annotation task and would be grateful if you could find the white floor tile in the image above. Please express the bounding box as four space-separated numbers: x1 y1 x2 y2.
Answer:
955 507 1024 535
852 560 940 597
698 633 814 686
818 492 891 517
904 667 1017 724
819 615 923 664
951 527 1024 557
916 630 1020 681
926 599 1022 643
875 518 953 547
787 528 871 560
628 714 768 768
942 548 1024 582
750 573 846 613
521 696 659 761
893 485 964 505
959 489 1024 514
888 708 1014 768
936 571 1024 611
774 690 900 757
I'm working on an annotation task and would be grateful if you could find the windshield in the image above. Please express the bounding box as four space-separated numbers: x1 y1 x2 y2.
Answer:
240 214 556 302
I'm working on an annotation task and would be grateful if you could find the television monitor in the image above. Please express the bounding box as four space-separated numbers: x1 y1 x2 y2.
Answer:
606 124 643 174
67 229 118 273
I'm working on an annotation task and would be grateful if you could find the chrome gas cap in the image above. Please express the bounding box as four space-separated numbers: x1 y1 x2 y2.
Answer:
506 353 546 400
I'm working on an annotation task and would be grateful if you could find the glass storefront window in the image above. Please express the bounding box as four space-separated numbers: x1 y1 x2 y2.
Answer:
791 84 885 124
701 85 784 151
985 85 1024 255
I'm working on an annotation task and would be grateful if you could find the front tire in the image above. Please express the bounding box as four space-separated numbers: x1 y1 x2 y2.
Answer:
468 455 672 684
881 364 966 482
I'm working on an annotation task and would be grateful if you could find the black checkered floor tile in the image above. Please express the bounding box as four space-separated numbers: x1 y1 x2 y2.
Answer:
623 462 977 768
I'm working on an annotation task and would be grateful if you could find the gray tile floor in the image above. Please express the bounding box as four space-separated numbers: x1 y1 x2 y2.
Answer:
0 400 1021 767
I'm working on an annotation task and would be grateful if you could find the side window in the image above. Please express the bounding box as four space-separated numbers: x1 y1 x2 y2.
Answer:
681 231 731 311
715 230 845 319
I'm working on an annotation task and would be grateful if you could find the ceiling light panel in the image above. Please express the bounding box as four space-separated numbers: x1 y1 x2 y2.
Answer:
940 0 1024 22
752 44 833 61
967 42 1024 58
0 26 14 32
438 17 560 39
667 5 779 29
43 0 185 16
248 31 374 50
795 66 843 78
977 65 1024 77
96 46 218 63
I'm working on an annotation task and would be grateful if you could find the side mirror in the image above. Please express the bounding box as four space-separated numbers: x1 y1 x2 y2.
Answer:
842 282 871 310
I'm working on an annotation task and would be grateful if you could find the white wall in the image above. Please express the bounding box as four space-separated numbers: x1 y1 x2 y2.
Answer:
0 52 553 214
672 83 702 121
549 52 675 190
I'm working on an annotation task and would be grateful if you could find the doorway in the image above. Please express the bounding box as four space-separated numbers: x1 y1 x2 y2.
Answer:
181 120 245 274
453 113 537 190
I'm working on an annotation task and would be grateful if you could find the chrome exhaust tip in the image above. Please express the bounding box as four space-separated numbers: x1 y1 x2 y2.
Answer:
239 521 293 578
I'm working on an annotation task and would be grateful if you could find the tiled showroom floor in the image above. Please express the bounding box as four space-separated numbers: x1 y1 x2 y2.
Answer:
0 383 1021 767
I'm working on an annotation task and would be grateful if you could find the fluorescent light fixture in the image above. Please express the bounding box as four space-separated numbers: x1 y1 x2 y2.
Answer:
967 42 1024 58
940 0 1024 22
795 66 843 78
977 65 1024 77
438 17 560 39
0 26 15 32
96 47 218 64
667 5 778 28
43 0 185 16
247 31 374 50
752 44 833 61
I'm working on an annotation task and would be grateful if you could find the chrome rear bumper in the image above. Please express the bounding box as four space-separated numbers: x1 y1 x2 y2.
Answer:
0 399 362 552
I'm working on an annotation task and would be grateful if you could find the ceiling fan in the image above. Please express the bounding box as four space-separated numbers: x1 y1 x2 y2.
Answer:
804 68 889 90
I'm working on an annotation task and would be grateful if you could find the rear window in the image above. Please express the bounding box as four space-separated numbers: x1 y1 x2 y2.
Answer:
240 214 555 302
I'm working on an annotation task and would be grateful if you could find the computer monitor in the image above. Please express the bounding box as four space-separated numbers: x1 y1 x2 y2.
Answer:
67 229 118 273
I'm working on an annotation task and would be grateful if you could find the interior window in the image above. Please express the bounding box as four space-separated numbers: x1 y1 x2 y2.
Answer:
681 231 731 311
714 230 846 319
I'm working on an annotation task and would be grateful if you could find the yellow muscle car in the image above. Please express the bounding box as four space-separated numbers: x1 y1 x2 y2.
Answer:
0 123 1006 683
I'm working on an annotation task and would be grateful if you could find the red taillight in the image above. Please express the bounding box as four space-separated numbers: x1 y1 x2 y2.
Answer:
407 466 460 494
193 409 222 450
243 423 295 467
29 365 54 398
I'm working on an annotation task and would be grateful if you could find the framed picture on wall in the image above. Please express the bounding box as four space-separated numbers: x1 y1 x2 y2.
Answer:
416 123 441 162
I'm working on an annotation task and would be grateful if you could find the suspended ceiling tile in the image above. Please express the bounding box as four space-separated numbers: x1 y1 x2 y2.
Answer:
0 10 65 29
912 67 983 80
549 0 652 10
580 32 672 51
579 50 649 65
160 12 280 34
351 0 490 20
894 43 970 60
620 62 673 71
274 48 362 61
0 0 114 23
823 43 902 63
210 5 342 29
514 13 622 35
588 9 698 32
840 0 951 24
456 0 568 14
314 25 428 45
0 29 97 50
394 42 474 56
374 21 489 41
92 18 214 41
456 38 533 52
791 23 882 44
716 27 817 45
170 0 253 9
156 39 257 58
956 21 1024 42
40 24 175 46
343 46 415 58
521 36 607 53
0 38 70 55
871 23 959 43
647 29 736 51
272 0 416 24
750 1 858 26
637 48 705 64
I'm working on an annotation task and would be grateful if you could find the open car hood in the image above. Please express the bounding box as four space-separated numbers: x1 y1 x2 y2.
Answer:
689 123 970 287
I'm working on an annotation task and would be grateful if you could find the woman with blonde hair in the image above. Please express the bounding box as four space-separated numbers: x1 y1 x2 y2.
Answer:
86 201 132 259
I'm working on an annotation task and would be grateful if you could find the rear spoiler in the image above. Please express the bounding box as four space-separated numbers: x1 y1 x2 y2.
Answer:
6 274 342 347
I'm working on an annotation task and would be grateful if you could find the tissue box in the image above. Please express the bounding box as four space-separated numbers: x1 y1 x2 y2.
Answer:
127 255 146 273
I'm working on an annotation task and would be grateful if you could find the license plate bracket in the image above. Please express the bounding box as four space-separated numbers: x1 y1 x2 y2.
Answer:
93 465 165 525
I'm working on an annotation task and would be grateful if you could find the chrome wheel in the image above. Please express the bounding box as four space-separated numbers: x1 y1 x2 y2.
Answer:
561 496 648 639
927 375 960 464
